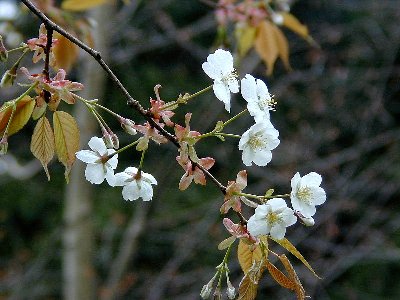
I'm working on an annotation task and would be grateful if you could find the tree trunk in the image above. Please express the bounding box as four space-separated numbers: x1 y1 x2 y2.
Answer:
63 5 111 300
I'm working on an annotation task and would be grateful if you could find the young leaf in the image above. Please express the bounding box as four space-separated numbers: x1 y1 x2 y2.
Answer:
0 96 35 136
237 274 258 300
281 12 311 42
235 23 257 57
53 33 78 72
53 111 80 182
265 260 294 290
271 237 321 278
238 239 263 274
218 236 236 251
272 26 291 71
61 0 108 11
255 20 279 75
279 254 306 300
30 116 55 181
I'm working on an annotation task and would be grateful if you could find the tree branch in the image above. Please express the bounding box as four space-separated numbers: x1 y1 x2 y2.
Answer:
21 0 231 205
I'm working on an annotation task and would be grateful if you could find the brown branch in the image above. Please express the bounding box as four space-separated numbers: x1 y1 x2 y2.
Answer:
43 25 52 81
21 0 229 199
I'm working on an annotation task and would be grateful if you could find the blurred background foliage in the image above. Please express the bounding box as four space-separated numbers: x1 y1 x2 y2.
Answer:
1 0 400 299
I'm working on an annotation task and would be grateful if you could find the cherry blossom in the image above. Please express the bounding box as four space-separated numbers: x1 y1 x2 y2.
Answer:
238 120 280 166
26 23 58 64
223 218 257 244
75 137 118 185
247 198 297 240
290 172 326 218
176 155 215 190
241 74 275 122
114 167 157 201
20 67 83 110
220 170 247 213
202 49 239 112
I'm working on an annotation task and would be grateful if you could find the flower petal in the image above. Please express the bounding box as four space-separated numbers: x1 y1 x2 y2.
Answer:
122 182 140 201
241 74 257 102
88 137 107 155
270 224 286 240
213 81 231 112
139 181 153 201
85 163 105 184
76 150 99 164
302 172 322 186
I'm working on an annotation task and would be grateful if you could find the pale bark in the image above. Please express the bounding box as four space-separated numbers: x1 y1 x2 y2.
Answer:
63 5 112 300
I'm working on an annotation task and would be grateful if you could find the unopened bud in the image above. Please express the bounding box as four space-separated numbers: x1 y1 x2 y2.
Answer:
200 284 212 299
226 278 236 299
102 130 114 149
295 211 315 226
213 287 222 300
200 273 218 299
0 36 8 62
0 136 8 155
271 12 284 25
111 133 119 149
120 118 137 135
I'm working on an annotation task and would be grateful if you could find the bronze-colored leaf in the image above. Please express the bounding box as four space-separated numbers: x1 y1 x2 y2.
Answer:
265 260 295 290
53 111 80 182
255 20 279 75
238 239 263 274
0 96 34 136
30 116 55 180
235 23 257 57
281 12 311 42
271 237 321 278
53 33 79 71
279 254 306 300
237 275 258 300
272 25 291 71
61 0 108 11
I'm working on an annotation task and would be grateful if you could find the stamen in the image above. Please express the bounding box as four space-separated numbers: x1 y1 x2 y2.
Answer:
297 187 312 203
248 133 267 150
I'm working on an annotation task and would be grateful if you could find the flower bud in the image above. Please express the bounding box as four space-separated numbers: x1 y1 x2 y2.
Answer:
102 130 114 149
226 278 236 300
200 284 212 299
295 211 315 226
120 118 137 135
0 35 8 62
213 287 222 300
0 136 8 155
111 133 119 149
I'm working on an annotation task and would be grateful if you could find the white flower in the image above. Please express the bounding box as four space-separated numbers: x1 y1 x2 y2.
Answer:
241 74 275 123
290 172 326 217
114 167 157 201
75 137 118 185
247 198 297 240
238 120 280 166
202 49 239 112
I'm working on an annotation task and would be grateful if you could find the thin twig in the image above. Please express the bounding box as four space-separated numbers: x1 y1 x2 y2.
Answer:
21 0 228 196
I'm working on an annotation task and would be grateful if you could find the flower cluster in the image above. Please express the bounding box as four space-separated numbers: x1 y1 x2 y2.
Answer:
72 48 326 247
246 172 326 240
200 49 327 242
76 137 157 201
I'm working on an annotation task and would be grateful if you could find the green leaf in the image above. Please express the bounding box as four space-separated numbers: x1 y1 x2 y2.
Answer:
218 236 236 250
